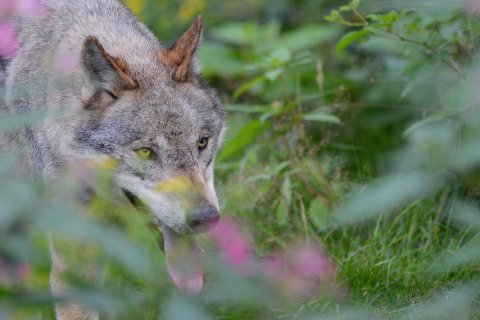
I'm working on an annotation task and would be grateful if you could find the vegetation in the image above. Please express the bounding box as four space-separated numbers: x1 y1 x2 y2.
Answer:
2 0 480 318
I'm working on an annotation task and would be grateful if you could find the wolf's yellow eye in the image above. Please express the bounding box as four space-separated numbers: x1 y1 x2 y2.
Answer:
135 147 153 159
198 137 209 151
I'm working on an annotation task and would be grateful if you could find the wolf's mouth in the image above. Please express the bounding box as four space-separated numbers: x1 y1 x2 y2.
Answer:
122 189 146 210
121 189 204 294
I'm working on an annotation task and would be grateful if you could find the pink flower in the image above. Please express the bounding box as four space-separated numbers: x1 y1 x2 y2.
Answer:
210 217 254 274
210 218 337 300
0 258 30 285
467 0 480 14
264 240 336 300
14 262 30 280
0 259 5 280
0 0 15 18
0 0 45 18
16 0 45 17
265 254 283 274
0 22 18 58
290 240 335 281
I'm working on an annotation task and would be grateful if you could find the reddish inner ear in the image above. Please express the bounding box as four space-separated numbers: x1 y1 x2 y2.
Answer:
159 15 203 82
111 56 138 90
112 57 128 75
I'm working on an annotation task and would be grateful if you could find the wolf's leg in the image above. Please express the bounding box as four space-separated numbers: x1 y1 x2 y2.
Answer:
49 240 100 320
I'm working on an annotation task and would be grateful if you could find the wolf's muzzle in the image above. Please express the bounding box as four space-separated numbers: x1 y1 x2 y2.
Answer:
187 204 219 233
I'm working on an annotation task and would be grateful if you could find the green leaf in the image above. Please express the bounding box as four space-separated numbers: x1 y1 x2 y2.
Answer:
210 22 258 46
440 21 462 40
382 11 400 23
452 201 480 233
281 175 292 206
303 110 341 124
366 13 380 21
324 10 341 23
233 75 265 100
265 68 284 81
366 11 401 27
269 47 292 65
258 24 341 53
210 21 280 47
225 104 271 114
165 294 213 320
401 287 473 320
336 29 371 52
333 172 441 225
339 0 360 12
0 110 49 133
200 42 244 77
308 197 330 231
218 119 270 161
275 199 289 225
430 201 480 272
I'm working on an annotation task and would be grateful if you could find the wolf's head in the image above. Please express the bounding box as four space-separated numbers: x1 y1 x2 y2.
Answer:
72 16 225 293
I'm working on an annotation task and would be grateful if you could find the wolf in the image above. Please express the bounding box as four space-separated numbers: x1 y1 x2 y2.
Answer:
1 0 226 318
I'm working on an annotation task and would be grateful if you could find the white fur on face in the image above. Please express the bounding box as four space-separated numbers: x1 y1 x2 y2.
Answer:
115 173 188 232
115 170 219 233
205 163 218 208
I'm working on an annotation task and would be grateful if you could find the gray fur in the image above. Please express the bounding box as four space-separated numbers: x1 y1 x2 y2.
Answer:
2 0 225 318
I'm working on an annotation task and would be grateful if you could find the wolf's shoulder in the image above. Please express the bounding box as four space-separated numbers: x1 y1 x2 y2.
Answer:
41 0 146 30
42 0 126 12
15 0 161 61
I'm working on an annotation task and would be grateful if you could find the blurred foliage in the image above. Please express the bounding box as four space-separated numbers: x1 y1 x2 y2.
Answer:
3 0 480 319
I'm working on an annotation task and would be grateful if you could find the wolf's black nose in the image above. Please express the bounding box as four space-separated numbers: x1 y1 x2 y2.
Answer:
188 205 220 232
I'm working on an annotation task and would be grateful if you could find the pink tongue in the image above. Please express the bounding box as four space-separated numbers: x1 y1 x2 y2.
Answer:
161 225 203 294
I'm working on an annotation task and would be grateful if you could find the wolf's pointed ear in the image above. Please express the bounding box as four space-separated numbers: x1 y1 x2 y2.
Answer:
159 15 203 82
81 36 138 98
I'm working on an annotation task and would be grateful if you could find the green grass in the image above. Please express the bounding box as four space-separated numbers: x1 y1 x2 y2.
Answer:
216 153 480 318
324 198 476 309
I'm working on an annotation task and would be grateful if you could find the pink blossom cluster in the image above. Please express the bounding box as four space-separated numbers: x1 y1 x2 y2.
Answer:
467 0 480 14
0 0 45 58
209 217 255 275
0 258 30 285
210 217 336 300
264 240 336 299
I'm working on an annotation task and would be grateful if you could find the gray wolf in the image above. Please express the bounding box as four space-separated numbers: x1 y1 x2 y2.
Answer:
1 0 226 318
